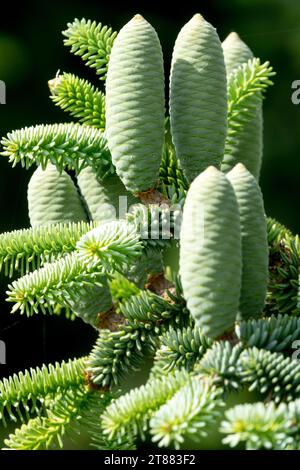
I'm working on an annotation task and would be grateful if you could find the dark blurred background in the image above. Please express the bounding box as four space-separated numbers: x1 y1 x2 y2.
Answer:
0 0 299 382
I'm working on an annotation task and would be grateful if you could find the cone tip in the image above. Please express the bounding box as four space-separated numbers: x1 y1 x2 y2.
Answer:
133 14 145 21
191 13 204 22
223 31 241 45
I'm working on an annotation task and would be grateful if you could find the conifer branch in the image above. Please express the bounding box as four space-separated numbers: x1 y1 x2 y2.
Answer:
6 252 106 316
109 273 140 303
77 393 136 450
150 378 223 449
267 218 300 315
0 221 96 278
101 370 189 441
49 73 106 129
0 358 85 425
159 139 189 192
239 348 300 402
152 325 213 375
6 221 142 316
227 59 275 122
197 342 243 392
1 123 112 176
76 221 143 271
126 203 179 250
236 314 300 352
63 18 117 79
222 59 275 176
87 289 190 387
3 387 110 450
220 401 291 450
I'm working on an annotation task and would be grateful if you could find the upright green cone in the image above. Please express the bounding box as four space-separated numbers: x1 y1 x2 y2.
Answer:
179 166 242 338
221 32 263 179
67 277 113 328
169 14 227 183
105 14 165 193
222 32 253 74
227 163 268 319
27 164 87 226
77 166 138 223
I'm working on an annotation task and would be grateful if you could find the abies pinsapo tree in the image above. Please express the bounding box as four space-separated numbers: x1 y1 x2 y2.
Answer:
0 13 300 450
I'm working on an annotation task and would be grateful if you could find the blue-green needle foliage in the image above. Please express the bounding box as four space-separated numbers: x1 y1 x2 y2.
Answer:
6 252 106 316
101 370 189 441
236 314 300 352
2 11 299 453
152 325 213 375
222 32 263 181
267 218 300 315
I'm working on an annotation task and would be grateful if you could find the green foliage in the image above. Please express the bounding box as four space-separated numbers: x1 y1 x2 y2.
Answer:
7 220 141 317
220 401 291 450
150 378 223 449
126 204 177 250
80 395 136 451
159 132 189 192
108 273 140 303
87 288 190 387
0 221 95 277
236 314 300 352
267 218 300 315
239 347 300 402
221 59 274 178
49 72 106 129
87 326 155 388
221 399 300 450
152 325 213 375
198 342 243 392
0 358 85 425
119 289 179 323
1 123 111 175
6 252 106 316
222 32 265 182
3 387 110 450
227 58 274 127
101 369 189 441
76 221 142 271
2 10 299 453
63 18 117 79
